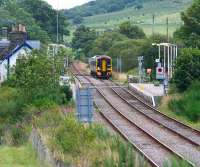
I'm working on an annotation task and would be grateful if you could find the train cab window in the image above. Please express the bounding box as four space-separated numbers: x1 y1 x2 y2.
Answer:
97 59 101 67
107 59 111 67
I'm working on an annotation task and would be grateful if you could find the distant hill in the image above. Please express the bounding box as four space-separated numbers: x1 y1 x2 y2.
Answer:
63 0 144 19
65 0 192 36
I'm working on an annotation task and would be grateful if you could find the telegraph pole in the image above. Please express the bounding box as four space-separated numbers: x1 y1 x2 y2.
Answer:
56 0 59 45
152 14 155 38
166 17 169 42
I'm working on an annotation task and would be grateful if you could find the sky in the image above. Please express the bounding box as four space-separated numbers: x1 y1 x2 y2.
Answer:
44 0 92 10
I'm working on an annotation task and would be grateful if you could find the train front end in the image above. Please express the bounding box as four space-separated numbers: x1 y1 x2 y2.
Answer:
96 56 112 79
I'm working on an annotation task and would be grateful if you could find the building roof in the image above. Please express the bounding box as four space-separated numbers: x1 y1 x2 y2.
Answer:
26 40 40 49
0 41 32 61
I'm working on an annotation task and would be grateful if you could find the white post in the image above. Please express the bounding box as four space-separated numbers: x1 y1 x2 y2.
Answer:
158 45 161 61
170 45 173 78
164 46 166 78
172 46 176 75
168 45 170 79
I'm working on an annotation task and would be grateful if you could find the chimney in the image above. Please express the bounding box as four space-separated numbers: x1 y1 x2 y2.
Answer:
9 24 27 43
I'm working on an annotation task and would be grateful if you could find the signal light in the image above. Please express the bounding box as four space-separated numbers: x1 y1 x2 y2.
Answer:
158 68 163 73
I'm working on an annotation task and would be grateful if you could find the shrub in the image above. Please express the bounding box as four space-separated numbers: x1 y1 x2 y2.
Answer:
169 81 200 122
2 125 29 146
60 85 73 104
173 48 200 92
0 87 24 124
55 116 96 155
92 125 111 141
119 21 146 39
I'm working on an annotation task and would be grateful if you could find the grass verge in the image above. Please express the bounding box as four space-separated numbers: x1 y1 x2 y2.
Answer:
0 144 42 167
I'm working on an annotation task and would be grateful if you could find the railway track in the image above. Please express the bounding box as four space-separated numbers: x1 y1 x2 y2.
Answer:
104 80 200 146
70 64 200 167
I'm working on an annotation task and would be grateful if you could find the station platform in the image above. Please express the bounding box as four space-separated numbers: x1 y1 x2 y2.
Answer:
129 83 164 106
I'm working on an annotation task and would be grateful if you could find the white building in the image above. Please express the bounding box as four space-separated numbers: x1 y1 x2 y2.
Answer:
0 25 40 83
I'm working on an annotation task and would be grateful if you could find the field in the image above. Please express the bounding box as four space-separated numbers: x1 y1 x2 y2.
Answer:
0 144 42 167
82 0 192 36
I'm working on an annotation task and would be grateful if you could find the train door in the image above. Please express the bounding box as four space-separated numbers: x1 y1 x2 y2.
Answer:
102 59 107 72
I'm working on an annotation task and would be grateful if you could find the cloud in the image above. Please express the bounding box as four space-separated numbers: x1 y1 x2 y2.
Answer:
44 0 92 9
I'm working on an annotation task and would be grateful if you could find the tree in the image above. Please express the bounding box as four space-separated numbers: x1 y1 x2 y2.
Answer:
19 0 69 42
73 16 84 25
174 0 200 48
13 50 63 104
173 48 200 92
89 31 128 57
2 0 51 43
72 25 97 57
108 39 143 71
119 21 145 39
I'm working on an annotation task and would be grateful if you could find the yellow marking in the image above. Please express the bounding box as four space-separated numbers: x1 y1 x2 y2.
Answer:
139 84 145 91
102 59 107 72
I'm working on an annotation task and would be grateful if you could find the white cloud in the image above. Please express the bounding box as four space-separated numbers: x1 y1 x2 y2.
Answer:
44 0 92 10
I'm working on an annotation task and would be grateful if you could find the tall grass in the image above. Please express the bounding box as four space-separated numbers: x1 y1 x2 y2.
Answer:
164 158 192 167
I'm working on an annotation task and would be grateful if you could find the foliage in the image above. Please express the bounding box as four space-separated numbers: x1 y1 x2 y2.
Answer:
169 81 200 122
164 159 191 167
73 15 84 25
119 21 145 39
173 48 200 91
36 109 144 167
108 39 143 71
0 0 69 43
0 87 24 124
7 126 28 146
174 0 200 48
0 86 29 146
90 32 168 73
0 0 50 43
12 50 63 104
72 25 97 57
89 31 128 57
0 48 72 146
19 0 69 42
55 116 96 155
60 85 73 104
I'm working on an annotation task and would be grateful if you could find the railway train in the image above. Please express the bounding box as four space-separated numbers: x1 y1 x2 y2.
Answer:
89 55 112 79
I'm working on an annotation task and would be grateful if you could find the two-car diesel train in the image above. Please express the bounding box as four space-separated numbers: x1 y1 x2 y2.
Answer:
89 55 112 79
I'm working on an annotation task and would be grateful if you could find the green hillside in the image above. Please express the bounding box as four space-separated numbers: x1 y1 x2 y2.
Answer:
64 0 143 19
79 0 192 36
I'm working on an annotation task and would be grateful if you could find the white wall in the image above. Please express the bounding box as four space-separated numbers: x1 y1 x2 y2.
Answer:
0 47 31 83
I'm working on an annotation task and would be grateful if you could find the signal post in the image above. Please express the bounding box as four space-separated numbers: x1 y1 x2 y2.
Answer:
152 43 178 94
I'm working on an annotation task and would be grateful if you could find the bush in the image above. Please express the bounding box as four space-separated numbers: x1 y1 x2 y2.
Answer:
0 87 24 124
173 48 200 92
2 125 29 146
119 21 146 39
55 116 96 155
60 85 73 104
169 81 200 122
